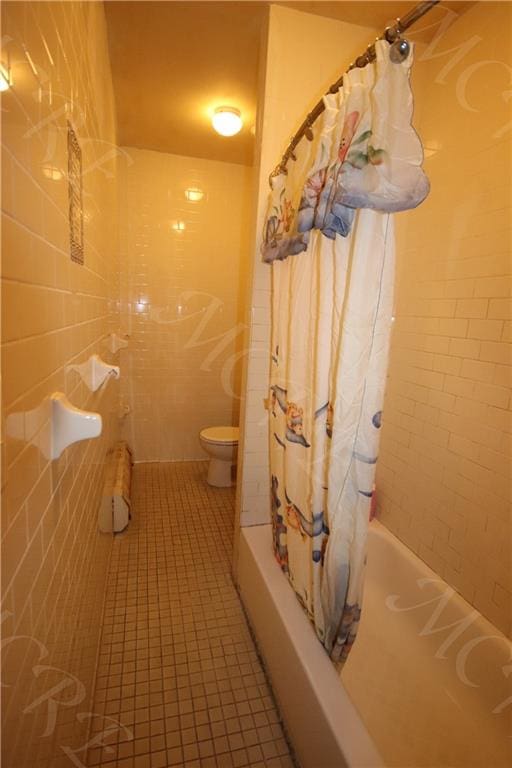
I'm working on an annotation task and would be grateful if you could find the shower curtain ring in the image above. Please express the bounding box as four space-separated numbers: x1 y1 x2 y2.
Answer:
304 114 314 141
384 25 398 43
268 165 280 187
385 17 403 44
389 37 411 62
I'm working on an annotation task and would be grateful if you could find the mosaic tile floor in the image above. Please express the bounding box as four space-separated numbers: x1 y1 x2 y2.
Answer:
88 461 294 768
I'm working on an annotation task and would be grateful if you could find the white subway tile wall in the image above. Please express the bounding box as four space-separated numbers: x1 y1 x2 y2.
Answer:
118 147 252 462
376 2 511 636
2 1 120 766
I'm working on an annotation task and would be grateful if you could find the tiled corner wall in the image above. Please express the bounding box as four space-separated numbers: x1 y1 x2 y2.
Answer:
376 2 511 637
236 5 375 528
118 147 252 462
1 2 120 766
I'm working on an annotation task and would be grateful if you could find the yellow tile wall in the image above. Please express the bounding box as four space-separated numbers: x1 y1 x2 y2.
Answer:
118 147 252 462
1 2 120 765
377 2 511 637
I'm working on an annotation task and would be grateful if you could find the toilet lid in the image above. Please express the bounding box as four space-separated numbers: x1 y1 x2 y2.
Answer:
200 426 239 445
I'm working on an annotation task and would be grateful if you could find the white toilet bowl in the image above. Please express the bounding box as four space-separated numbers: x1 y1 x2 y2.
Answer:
199 426 239 487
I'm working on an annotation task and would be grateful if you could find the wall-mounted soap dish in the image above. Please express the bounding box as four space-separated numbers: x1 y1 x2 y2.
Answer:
107 333 129 353
50 392 102 459
68 354 120 392
6 392 102 460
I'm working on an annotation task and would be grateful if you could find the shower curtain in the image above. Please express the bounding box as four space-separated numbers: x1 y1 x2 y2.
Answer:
263 40 429 664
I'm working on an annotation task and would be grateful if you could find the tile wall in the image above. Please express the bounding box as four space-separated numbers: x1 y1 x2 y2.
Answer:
118 147 252 462
376 1 512 636
236 5 375 528
1 2 120 766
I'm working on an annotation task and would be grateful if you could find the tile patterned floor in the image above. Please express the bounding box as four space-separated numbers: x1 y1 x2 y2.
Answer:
88 461 294 768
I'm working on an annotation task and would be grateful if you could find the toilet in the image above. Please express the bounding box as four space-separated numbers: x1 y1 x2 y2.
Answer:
199 426 239 487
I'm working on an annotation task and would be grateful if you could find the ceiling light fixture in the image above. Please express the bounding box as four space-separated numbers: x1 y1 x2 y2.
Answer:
185 188 204 202
172 220 186 232
212 107 243 137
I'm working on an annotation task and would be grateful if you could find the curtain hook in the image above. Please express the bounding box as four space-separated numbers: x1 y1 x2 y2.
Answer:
268 164 285 187
304 114 314 141
384 25 397 43
389 37 411 62
385 16 410 63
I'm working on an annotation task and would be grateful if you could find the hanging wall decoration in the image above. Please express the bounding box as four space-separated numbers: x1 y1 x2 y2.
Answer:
67 121 84 264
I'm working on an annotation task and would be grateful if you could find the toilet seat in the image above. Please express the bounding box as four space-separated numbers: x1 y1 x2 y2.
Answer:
200 426 239 445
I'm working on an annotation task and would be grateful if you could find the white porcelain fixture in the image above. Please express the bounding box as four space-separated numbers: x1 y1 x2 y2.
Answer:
50 392 102 459
68 354 120 392
6 392 102 461
238 524 382 768
107 333 129 353
199 426 239 487
238 520 511 768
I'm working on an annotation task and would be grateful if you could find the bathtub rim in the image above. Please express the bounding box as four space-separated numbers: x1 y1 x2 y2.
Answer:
237 521 384 768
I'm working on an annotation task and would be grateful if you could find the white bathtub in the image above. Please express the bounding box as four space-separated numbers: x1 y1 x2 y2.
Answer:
237 520 512 768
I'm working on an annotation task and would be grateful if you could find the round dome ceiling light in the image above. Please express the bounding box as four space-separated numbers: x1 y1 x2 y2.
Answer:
212 107 243 137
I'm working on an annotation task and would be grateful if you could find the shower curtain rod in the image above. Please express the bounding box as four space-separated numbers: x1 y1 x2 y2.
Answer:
269 0 440 185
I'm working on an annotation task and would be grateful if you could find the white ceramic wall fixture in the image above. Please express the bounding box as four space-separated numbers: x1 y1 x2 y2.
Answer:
50 392 102 459
106 333 129 354
68 354 120 392
6 392 102 460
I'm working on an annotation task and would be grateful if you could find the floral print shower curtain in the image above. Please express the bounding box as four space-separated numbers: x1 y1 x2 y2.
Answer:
263 41 429 664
